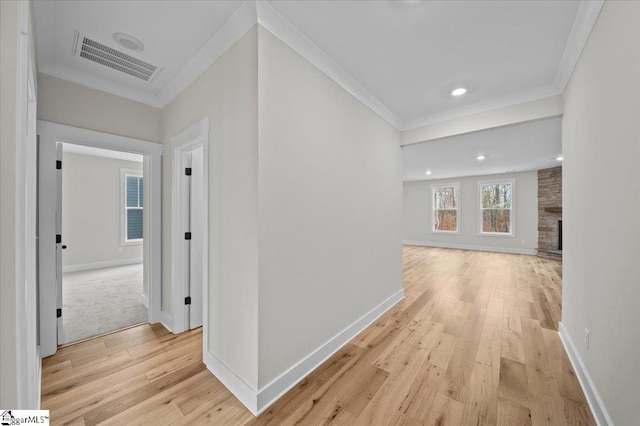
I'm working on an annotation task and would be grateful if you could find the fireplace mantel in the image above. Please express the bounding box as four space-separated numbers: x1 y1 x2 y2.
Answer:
544 207 562 214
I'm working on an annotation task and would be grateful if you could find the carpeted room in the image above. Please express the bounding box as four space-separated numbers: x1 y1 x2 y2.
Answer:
60 144 148 344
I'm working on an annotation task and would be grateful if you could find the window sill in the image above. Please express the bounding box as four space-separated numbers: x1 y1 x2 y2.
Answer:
478 232 515 238
431 230 460 235
122 239 143 246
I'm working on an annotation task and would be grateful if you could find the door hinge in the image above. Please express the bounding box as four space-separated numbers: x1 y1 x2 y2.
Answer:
56 234 62 244
56 160 62 170
56 308 62 318
185 296 191 305
185 232 192 240
185 167 192 176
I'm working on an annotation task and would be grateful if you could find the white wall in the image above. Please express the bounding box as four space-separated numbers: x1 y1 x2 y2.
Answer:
561 2 640 425
162 27 259 389
37 73 162 142
0 0 22 407
257 27 403 388
403 171 538 254
1 0 39 408
61 152 143 269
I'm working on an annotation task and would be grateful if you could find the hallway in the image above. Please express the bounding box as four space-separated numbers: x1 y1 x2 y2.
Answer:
41 246 593 425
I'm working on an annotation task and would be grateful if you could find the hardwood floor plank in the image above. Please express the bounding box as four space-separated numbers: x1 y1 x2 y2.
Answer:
497 397 532 426
42 246 595 425
498 357 529 407
423 393 465 426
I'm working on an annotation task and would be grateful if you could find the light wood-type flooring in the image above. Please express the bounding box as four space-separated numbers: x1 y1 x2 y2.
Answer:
41 246 594 425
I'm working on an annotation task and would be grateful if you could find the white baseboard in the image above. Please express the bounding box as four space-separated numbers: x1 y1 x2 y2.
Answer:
204 288 405 416
140 294 149 309
204 352 260 414
160 311 174 333
403 240 538 256
62 258 143 273
558 322 614 426
36 346 42 409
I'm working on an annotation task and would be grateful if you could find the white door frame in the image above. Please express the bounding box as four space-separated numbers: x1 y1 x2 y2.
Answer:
171 118 209 340
37 120 163 358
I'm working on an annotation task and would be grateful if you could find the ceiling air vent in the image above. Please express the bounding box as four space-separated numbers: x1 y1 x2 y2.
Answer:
73 32 161 82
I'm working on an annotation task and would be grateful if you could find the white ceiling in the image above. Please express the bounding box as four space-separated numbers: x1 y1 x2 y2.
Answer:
268 0 580 126
402 117 562 181
33 0 600 129
63 143 144 163
34 0 243 104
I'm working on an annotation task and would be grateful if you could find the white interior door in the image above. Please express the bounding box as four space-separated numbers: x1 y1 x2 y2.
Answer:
188 146 204 329
56 143 63 344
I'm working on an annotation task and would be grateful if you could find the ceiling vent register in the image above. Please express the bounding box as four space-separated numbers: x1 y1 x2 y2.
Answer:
73 32 161 82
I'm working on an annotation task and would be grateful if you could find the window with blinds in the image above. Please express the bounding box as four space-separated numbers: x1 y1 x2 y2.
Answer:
125 175 143 241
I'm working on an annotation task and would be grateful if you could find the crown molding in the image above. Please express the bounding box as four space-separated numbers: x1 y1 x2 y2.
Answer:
255 1 404 129
402 84 560 131
156 0 258 106
36 1 258 110
552 0 604 92
401 0 603 132
36 0 603 131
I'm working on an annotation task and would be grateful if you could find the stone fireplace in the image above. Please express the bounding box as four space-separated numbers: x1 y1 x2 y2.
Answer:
538 166 562 259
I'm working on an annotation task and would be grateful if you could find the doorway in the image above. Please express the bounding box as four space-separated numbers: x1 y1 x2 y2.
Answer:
57 143 148 344
171 118 209 335
38 121 162 357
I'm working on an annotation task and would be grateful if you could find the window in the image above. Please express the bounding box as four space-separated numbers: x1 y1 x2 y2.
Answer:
479 179 514 236
431 183 460 233
122 169 143 243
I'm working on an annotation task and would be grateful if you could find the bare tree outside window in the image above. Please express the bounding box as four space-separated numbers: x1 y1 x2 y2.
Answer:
432 184 459 232
480 182 513 234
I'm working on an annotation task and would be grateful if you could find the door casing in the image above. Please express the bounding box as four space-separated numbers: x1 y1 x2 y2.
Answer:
37 121 163 357
170 118 209 340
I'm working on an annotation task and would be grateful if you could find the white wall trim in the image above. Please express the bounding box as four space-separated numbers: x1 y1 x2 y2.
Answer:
256 288 404 414
204 288 404 416
552 0 605 93
255 1 403 129
204 352 260 415
35 1 603 133
140 293 149 309
170 118 210 335
160 311 174 333
558 322 614 426
403 84 559 131
62 258 143 273
64 143 143 163
400 0 603 132
38 120 163 358
404 240 537 256
157 1 257 106
400 96 564 146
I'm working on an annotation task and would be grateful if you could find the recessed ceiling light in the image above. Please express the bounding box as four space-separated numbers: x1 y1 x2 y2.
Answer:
476 155 485 160
451 87 467 96
425 170 432 175
556 156 564 161
113 33 144 52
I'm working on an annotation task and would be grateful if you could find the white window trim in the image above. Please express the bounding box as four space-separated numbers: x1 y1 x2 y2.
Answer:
430 182 461 234
121 168 143 245
478 178 516 237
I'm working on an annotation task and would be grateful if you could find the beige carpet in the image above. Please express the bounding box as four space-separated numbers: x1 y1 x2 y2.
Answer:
62 263 147 344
